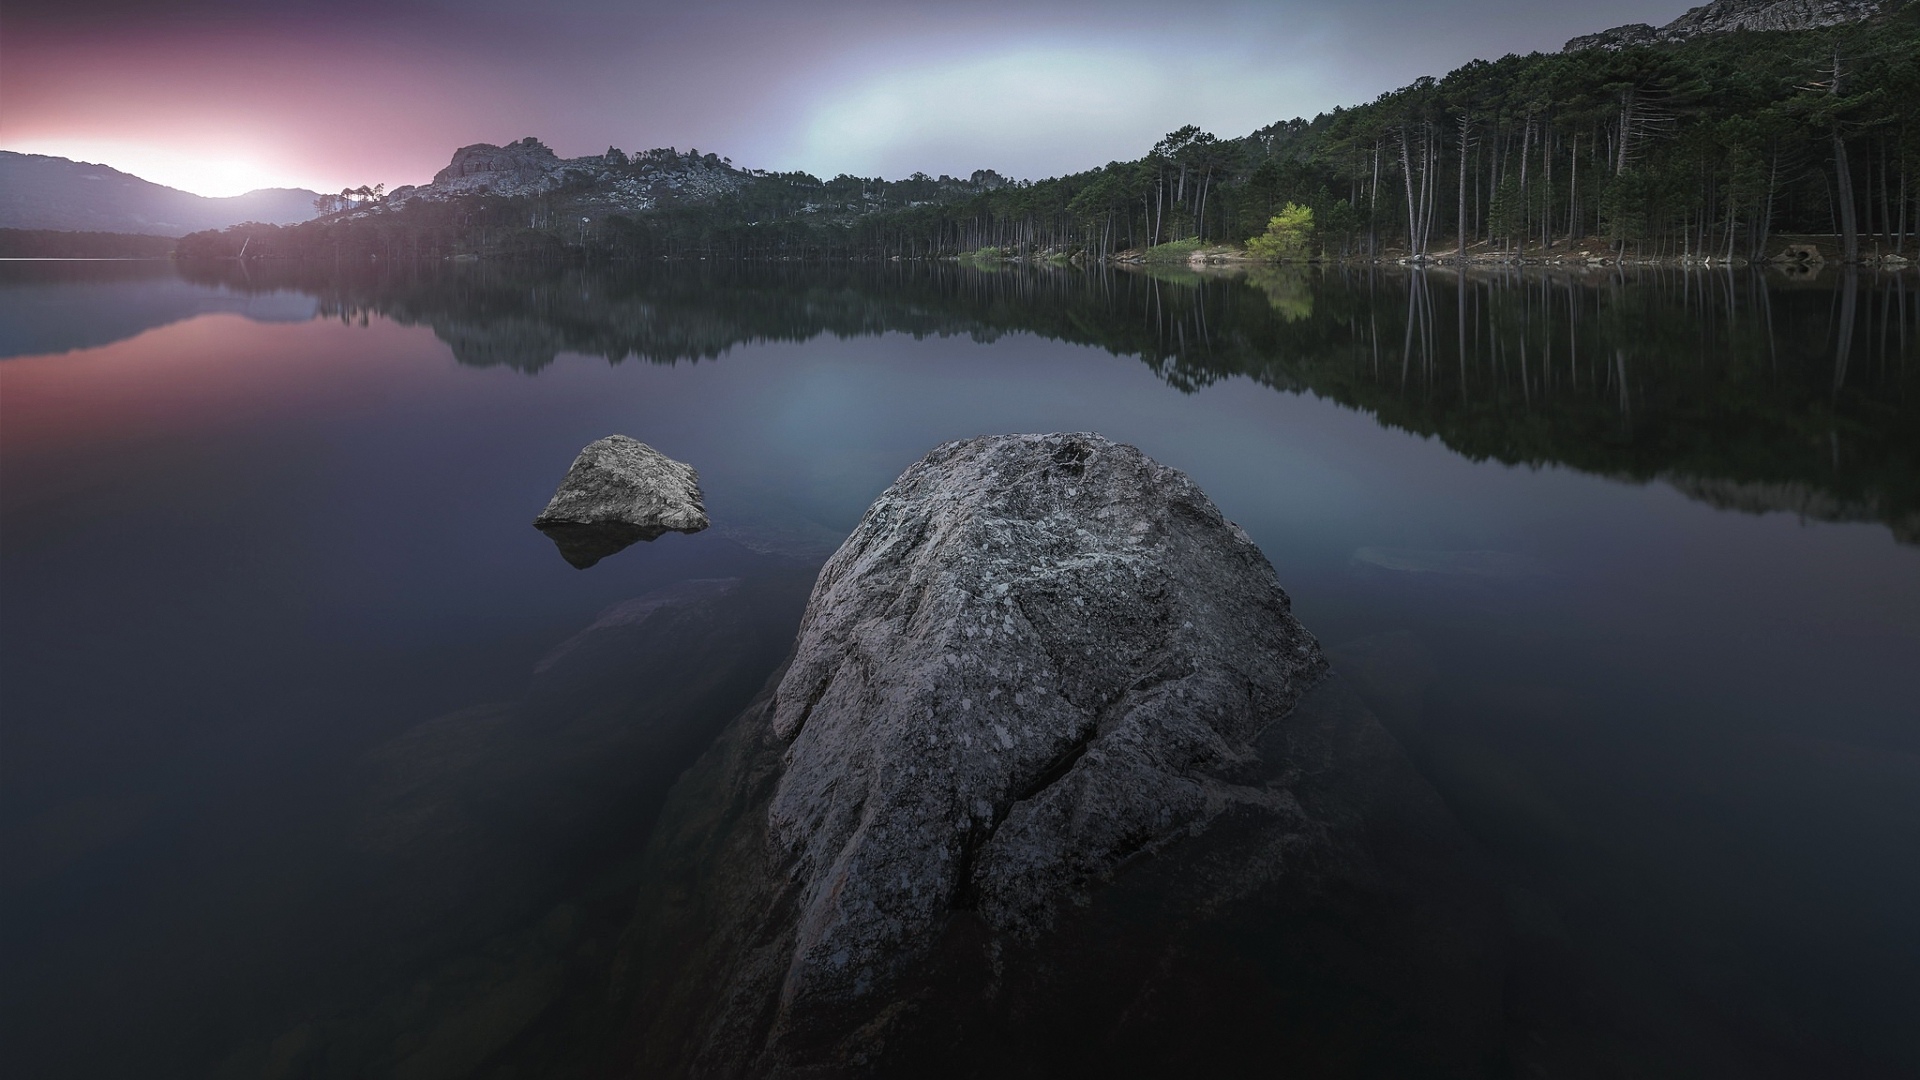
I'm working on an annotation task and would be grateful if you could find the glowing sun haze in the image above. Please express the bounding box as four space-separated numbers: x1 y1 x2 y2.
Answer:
1 0 1686 198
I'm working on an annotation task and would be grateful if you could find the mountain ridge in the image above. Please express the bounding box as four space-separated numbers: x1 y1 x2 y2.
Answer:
0 152 323 236
1565 0 1884 50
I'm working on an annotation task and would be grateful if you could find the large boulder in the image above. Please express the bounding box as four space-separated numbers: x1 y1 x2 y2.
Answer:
764 432 1326 996
533 436 709 568
612 434 1505 1077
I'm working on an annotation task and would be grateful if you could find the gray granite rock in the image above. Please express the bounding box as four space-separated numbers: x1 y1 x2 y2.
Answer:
387 138 750 213
765 433 1326 1011
533 436 708 568
613 434 1503 1077
1567 0 1882 50
432 137 571 196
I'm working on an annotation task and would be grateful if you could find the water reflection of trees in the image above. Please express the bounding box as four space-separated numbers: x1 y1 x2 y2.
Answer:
178 260 1920 542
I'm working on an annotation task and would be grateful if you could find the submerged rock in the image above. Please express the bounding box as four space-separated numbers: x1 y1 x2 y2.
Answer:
1352 546 1552 578
615 434 1505 1077
202 573 815 1080
533 436 708 568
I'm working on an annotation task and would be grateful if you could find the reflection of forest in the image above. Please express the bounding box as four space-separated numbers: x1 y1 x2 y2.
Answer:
180 260 1920 543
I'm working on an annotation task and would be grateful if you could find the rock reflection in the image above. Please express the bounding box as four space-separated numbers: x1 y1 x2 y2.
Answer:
532 435 710 568
533 520 659 568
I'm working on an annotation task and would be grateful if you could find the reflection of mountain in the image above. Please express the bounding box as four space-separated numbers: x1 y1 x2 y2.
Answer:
0 262 318 359
176 259 1920 543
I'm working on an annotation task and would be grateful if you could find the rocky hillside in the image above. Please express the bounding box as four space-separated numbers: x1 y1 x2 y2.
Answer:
381 137 750 216
0 152 321 236
305 136 1014 241
1566 0 1886 50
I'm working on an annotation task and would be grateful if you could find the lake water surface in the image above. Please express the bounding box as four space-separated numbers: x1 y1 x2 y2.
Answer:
3 259 1917 1077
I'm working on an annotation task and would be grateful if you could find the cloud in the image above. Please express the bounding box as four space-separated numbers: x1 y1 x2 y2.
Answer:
784 42 1327 180
0 0 1697 191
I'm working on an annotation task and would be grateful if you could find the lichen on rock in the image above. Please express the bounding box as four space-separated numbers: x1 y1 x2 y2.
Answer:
764 432 1326 1013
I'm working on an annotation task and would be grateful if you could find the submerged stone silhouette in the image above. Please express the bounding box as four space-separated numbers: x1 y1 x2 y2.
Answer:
533 435 708 568
614 433 1505 1077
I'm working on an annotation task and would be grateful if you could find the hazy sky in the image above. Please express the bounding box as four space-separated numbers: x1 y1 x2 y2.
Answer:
2 0 1687 196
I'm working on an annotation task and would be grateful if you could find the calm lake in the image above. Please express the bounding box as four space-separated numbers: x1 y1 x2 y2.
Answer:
3 259 1917 1077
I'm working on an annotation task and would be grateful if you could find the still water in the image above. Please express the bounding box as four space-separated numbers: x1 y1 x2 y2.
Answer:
3 259 1917 1077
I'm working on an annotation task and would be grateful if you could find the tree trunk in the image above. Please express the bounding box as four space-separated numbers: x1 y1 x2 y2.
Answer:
1400 127 1419 254
1758 148 1779 259
1897 156 1908 257
1458 113 1472 262
1834 129 1860 262
1616 89 1636 175
1421 123 1437 255
1543 128 1553 252
1154 176 1164 246
1880 139 1894 253
1370 141 1381 257
1567 134 1579 245
1196 167 1212 242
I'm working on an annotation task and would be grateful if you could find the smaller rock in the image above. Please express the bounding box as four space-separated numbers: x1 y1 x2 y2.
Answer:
533 436 708 568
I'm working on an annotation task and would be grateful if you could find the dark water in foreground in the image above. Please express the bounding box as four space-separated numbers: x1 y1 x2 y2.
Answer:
2 259 1917 1077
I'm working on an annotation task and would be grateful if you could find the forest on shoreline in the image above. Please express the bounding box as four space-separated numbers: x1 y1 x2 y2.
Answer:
173 3 1920 264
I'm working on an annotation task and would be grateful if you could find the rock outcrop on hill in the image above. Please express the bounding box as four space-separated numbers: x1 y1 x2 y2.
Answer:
385 137 748 214
429 137 583 197
534 436 709 568
1566 0 1884 50
613 434 1505 1077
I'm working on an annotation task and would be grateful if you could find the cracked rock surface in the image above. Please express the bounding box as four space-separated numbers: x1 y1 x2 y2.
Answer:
615 433 1502 1077
766 432 1325 1001
533 435 708 567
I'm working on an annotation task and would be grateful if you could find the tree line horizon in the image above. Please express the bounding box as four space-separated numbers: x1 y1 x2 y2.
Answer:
178 3 1920 264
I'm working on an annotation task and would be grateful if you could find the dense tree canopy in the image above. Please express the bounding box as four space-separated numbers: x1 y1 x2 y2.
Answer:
180 5 1920 263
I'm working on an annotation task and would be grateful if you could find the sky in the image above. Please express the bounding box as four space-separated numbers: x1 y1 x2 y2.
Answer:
1 0 1687 197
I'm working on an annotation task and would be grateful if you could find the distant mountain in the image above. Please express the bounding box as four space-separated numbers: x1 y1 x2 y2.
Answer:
1566 0 1885 51
0 152 323 236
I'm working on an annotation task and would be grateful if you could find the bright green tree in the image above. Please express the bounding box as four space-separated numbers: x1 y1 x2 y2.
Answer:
1245 203 1314 260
